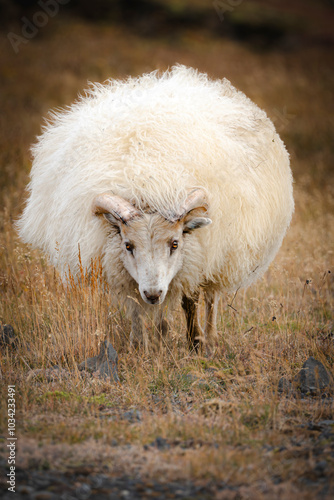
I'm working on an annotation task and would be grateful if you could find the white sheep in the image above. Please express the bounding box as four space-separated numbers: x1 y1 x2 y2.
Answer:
17 65 294 350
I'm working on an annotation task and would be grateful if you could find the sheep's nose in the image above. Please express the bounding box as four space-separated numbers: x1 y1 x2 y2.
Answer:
144 290 162 304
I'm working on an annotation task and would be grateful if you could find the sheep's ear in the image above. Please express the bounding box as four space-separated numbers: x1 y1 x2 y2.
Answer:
178 188 211 232
177 188 209 218
92 194 141 227
183 216 212 233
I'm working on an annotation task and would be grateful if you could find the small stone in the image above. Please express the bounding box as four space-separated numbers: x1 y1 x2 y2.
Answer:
31 474 52 488
122 409 142 422
78 340 119 382
0 324 17 348
294 357 332 395
78 356 97 373
17 485 35 494
90 475 105 488
318 420 334 427
75 483 91 499
150 436 170 450
278 377 293 394
314 460 328 476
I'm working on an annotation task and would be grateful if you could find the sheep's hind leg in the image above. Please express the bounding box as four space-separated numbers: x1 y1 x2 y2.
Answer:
204 288 219 351
181 291 203 352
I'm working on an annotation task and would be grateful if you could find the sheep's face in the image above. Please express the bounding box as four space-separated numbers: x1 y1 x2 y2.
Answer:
118 214 185 305
107 213 211 305
93 191 211 306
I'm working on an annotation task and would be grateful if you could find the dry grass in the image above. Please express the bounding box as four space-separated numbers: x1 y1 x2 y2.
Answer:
0 9 334 497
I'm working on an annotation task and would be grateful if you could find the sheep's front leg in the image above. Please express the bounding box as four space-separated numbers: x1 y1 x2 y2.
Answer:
151 315 169 349
157 316 169 338
130 307 145 348
181 291 203 351
204 288 219 347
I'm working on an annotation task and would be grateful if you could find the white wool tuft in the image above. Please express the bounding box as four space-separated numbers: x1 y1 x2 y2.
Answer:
17 65 294 298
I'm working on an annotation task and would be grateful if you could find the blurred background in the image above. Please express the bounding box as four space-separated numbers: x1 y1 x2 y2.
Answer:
0 0 333 209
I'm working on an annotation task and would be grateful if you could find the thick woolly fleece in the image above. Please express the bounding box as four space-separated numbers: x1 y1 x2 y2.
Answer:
17 65 294 307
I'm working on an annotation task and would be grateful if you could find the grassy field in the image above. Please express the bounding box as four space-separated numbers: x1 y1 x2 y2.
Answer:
1 3 334 498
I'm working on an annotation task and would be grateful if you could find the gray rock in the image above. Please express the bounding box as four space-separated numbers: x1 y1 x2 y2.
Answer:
75 483 92 499
122 409 142 422
314 460 328 477
278 377 293 394
318 420 334 426
78 340 119 382
0 324 17 348
150 436 170 450
294 357 332 395
17 485 35 494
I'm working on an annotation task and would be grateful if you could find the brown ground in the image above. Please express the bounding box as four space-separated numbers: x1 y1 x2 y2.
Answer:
1 1 334 498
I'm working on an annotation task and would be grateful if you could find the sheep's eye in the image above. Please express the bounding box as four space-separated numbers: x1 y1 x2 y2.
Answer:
125 243 134 253
171 240 179 251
